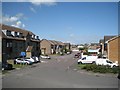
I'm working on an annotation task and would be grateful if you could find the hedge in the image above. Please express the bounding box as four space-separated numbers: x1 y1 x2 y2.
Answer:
78 64 120 74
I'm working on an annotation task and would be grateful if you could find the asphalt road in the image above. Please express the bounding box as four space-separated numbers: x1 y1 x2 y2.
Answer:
2 52 119 88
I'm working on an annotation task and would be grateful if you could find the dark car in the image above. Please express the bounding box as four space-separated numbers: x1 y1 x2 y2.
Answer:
2 62 13 70
74 53 81 58
74 54 79 58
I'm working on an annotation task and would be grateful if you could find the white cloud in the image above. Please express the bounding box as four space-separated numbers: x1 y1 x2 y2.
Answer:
3 16 18 23
2 13 24 23
11 21 23 28
2 13 25 28
10 16 18 22
30 7 36 13
16 21 22 27
29 0 56 6
22 24 25 28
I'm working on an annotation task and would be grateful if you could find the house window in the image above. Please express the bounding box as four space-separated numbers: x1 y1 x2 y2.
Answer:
15 32 18 37
7 42 12 47
19 33 23 38
27 42 30 45
7 30 11 36
104 43 107 51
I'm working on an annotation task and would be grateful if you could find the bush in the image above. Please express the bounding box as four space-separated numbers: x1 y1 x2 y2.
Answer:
78 64 120 74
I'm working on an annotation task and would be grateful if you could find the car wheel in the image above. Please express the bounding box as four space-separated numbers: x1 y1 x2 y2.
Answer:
92 61 95 64
78 62 82 64
113 65 116 68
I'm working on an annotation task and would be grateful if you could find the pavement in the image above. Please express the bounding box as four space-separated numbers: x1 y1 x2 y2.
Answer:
2 52 119 88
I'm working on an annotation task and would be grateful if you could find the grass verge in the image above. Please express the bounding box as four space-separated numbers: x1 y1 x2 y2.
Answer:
78 64 120 74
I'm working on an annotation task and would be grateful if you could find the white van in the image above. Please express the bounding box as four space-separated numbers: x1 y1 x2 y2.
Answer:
95 59 118 68
78 56 98 64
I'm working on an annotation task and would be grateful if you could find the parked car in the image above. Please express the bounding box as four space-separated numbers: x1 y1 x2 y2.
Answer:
66 52 71 55
24 57 35 63
78 56 98 64
14 58 33 65
32 56 40 63
74 53 81 58
95 59 118 68
2 62 13 70
40 55 51 59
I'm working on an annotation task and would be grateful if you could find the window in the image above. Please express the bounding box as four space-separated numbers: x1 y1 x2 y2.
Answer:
82 57 86 60
104 43 107 51
106 60 112 64
7 30 11 36
7 42 12 47
27 42 30 45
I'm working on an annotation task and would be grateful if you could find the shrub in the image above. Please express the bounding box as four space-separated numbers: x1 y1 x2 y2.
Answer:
78 64 120 74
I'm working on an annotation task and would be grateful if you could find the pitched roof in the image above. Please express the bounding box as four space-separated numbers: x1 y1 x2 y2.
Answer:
41 39 65 46
104 36 116 42
106 35 120 43
1 24 35 37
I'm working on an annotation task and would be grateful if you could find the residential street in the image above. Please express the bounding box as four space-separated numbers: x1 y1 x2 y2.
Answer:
2 52 119 88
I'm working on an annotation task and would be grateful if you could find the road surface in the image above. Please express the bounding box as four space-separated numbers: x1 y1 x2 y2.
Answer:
2 52 119 88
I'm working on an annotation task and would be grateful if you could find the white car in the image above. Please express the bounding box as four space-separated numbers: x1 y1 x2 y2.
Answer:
95 59 118 68
78 56 98 64
40 55 51 59
15 58 32 65
24 57 35 63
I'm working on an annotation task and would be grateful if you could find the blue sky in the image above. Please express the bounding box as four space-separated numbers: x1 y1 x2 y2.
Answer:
2 2 118 44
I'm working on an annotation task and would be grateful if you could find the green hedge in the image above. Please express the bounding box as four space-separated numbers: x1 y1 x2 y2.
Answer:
78 64 120 74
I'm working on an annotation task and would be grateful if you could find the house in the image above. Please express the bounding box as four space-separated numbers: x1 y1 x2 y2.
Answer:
99 36 116 57
88 43 100 50
106 35 120 63
1 24 40 61
40 39 65 55
70 44 79 51
64 43 71 51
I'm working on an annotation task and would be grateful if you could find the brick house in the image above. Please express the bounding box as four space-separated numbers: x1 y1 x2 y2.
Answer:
40 39 65 55
106 35 120 63
1 24 40 61
99 36 116 57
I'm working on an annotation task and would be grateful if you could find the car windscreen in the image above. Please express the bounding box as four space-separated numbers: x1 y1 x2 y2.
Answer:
106 60 112 64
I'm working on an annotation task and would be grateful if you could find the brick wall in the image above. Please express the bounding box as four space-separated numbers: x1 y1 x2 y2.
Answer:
40 40 51 55
108 36 120 64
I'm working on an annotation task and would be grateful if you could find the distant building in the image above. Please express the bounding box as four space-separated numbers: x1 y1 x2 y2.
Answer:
70 44 79 51
1 24 40 61
88 43 100 50
64 43 71 51
40 39 65 55
106 35 120 63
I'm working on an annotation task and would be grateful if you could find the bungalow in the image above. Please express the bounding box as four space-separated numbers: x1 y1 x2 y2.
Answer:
1 24 40 62
40 39 65 55
106 35 120 64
